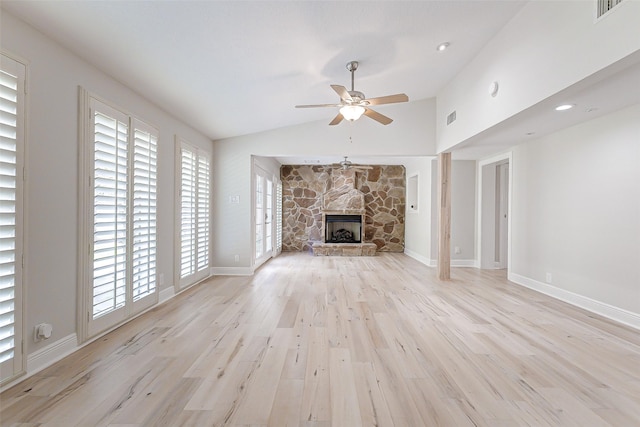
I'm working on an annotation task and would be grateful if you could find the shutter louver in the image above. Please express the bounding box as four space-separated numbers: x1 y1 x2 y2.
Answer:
178 141 210 287
196 155 210 272
276 181 282 254
132 126 157 301
92 111 128 319
85 95 159 338
180 149 197 278
0 69 17 365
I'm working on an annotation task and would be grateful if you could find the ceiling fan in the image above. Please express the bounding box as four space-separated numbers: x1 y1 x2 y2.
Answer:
332 156 373 171
295 61 409 126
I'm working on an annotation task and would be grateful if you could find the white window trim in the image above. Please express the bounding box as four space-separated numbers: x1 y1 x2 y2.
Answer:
77 88 159 343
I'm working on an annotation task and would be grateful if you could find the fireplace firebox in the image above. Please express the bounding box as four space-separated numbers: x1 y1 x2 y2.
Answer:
325 214 362 243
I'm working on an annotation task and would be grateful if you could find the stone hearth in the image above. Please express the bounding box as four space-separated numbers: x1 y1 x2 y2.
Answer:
311 242 377 256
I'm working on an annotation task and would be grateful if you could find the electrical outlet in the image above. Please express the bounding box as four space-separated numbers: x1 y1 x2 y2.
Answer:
454 246 461 254
159 273 165 286
234 254 239 262
34 323 53 342
546 273 552 284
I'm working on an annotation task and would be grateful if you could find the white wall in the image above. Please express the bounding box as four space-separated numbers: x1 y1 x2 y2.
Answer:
437 0 640 152
429 159 476 266
479 162 498 269
509 103 640 321
450 161 476 265
2 11 212 356
212 98 436 269
403 157 433 264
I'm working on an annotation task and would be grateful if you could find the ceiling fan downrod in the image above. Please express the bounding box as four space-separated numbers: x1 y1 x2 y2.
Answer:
347 61 358 92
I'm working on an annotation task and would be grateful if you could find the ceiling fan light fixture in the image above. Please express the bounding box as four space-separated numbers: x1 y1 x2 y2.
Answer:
340 105 365 121
437 42 450 52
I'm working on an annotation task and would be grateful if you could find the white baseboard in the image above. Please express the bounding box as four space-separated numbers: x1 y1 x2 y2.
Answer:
403 251 477 268
451 259 478 268
159 286 175 304
211 266 254 276
27 333 78 377
403 249 431 267
509 272 640 331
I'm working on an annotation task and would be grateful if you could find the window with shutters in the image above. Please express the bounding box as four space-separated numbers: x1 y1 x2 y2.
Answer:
254 164 275 267
80 90 158 339
176 138 210 289
0 54 25 384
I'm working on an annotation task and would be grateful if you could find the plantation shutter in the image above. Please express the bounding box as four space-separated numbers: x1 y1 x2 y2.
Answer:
132 122 157 301
85 94 158 338
180 147 197 278
92 106 129 319
177 140 210 288
196 153 210 272
0 55 25 383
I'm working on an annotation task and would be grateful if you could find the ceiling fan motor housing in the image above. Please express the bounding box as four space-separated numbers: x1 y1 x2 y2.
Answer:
348 91 366 103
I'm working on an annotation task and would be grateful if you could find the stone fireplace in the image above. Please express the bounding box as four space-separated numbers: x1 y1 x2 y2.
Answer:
312 168 377 256
280 164 405 254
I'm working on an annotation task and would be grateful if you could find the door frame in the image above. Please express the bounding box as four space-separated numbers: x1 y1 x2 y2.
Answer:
476 151 512 271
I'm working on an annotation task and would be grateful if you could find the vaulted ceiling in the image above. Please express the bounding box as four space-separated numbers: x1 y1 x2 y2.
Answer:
4 0 640 162
3 0 527 141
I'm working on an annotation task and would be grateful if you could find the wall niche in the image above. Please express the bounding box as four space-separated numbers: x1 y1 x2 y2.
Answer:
281 164 405 252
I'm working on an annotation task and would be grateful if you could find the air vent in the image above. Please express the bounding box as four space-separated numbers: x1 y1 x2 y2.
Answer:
446 110 457 125
597 0 624 18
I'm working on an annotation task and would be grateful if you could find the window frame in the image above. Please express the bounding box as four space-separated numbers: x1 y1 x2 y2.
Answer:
78 88 158 342
174 137 211 291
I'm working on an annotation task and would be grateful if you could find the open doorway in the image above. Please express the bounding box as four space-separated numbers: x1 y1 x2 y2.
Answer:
477 153 511 270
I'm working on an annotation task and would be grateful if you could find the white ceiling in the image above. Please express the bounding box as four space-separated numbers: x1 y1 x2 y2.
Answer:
4 0 639 163
3 0 526 142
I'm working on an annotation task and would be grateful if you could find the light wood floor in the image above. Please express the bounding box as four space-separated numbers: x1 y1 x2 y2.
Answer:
1 253 639 426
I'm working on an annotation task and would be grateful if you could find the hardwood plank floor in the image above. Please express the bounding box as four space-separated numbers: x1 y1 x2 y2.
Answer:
1 253 639 426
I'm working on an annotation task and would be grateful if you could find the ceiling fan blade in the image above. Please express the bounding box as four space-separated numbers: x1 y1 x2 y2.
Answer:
365 93 409 106
329 113 344 126
331 85 353 102
295 103 341 108
364 108 393 125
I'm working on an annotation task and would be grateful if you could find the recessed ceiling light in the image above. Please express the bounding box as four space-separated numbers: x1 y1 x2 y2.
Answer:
437 42 450 52
555 104 575 111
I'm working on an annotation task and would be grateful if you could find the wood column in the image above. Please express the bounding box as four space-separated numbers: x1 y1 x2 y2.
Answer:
437 152 451 280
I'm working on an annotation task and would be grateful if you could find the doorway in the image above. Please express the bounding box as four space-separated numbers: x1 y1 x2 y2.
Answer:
478 154 511 270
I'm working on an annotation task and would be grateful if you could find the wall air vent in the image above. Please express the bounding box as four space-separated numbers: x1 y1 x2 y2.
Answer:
446 110 457 126
597 0 624 18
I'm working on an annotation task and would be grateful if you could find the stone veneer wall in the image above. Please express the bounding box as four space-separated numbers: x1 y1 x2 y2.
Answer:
281 164 405 252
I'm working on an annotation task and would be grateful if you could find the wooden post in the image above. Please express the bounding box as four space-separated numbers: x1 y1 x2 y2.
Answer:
437 152 451 280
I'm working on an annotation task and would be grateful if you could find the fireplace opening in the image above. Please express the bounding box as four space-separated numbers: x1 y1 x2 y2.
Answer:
325 214 362 243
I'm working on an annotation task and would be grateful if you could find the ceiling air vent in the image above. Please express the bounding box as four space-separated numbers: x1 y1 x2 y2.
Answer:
597 0 624 18
446 110 457 126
